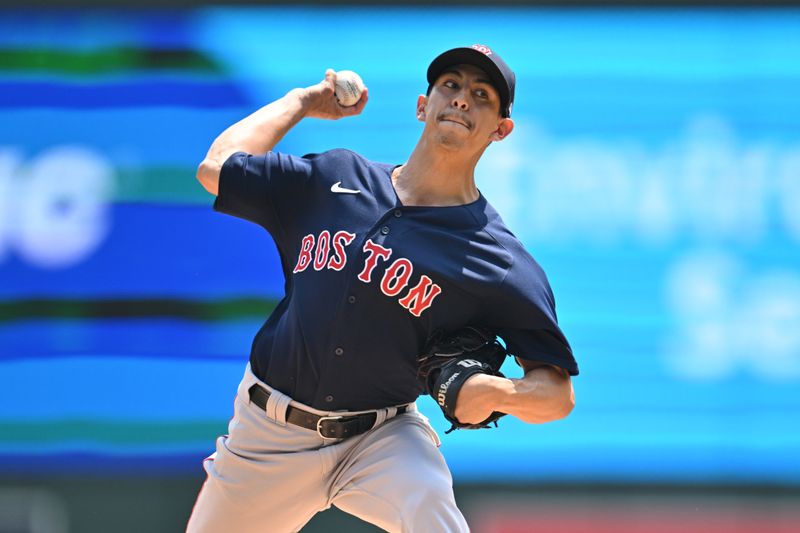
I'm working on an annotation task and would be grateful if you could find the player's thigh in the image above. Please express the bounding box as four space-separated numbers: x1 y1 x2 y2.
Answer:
187 396 330 533
331 413 468 533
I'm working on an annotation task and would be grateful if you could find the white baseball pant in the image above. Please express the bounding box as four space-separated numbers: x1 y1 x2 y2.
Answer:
186 364 469 533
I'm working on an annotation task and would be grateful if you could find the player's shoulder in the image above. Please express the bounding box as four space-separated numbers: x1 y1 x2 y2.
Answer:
302 148 388 171
479 200 549 282
476 200 524 257
294 148 393 197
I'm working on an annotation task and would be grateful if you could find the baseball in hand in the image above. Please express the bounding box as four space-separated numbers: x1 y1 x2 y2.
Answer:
334 70 365 107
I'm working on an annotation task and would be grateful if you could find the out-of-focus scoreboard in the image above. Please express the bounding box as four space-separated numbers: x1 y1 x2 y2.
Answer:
1 8 798 483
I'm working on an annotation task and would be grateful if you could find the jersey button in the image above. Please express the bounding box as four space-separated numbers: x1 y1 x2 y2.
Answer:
325 395 334 403
393 210 402 218
380 226 390 235
347 295 356 304
334 347 344 356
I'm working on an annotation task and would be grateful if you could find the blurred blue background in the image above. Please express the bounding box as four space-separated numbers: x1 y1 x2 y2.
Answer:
1 5 799 532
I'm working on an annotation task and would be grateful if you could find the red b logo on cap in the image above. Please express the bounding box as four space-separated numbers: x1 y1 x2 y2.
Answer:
471 44 493 56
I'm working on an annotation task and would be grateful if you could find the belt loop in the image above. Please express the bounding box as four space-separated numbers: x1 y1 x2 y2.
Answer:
371 405 401 431
266 388 291 426
373 408 388 429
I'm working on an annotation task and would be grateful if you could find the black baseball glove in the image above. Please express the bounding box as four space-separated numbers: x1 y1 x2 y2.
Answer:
417 326 508 433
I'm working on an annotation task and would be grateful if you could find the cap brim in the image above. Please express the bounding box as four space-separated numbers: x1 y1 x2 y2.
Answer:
426 47 510 116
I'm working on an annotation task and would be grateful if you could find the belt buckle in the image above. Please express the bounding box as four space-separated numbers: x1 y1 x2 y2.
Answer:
316 415 344 439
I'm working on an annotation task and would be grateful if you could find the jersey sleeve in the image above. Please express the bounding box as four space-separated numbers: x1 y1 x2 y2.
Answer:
212 150 314 240
486 254 579 376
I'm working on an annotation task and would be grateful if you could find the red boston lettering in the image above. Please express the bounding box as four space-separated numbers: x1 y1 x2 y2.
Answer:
327 230 356 271
292 234 315 273
358 239 392 283
293 231 443 317
380 258 413 297
313 230 331 271
398 275 443 317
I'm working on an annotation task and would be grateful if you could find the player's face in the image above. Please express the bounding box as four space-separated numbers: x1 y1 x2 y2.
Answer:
419 64 513 151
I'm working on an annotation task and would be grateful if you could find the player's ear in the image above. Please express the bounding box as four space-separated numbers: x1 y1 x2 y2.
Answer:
489 118 514 142
416 95 427 122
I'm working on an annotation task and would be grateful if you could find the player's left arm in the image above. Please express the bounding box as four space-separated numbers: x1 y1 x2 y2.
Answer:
454 358 574 425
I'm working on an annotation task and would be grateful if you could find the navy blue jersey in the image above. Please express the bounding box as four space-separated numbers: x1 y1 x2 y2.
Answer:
214 149 577 411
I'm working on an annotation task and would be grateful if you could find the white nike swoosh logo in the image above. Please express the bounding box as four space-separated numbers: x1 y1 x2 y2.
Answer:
331 181 361 194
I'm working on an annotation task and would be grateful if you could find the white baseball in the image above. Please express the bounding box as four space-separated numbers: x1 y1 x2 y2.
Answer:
334 70 364 107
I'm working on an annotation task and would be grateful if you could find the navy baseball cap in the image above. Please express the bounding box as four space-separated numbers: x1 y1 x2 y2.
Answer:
426 44 516 117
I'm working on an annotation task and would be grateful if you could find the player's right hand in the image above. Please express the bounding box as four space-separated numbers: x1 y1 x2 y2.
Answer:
297 69 369 120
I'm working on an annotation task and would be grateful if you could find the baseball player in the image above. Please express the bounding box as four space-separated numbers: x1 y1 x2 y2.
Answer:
188 45 578 533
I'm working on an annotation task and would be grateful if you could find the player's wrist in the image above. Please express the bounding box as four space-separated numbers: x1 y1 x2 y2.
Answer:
294 74 339 119
286 88 315 118
461 373 513 409
486 375 522 413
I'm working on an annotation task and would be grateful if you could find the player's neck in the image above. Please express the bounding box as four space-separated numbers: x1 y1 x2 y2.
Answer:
394 141 481 207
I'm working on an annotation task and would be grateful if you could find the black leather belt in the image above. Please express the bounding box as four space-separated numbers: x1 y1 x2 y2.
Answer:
248 384 409 439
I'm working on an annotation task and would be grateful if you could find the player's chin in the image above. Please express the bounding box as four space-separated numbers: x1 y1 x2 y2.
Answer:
434 131 469 149
435 123 471 144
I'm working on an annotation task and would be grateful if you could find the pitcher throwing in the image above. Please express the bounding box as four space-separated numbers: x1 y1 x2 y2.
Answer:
188 44 578 533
